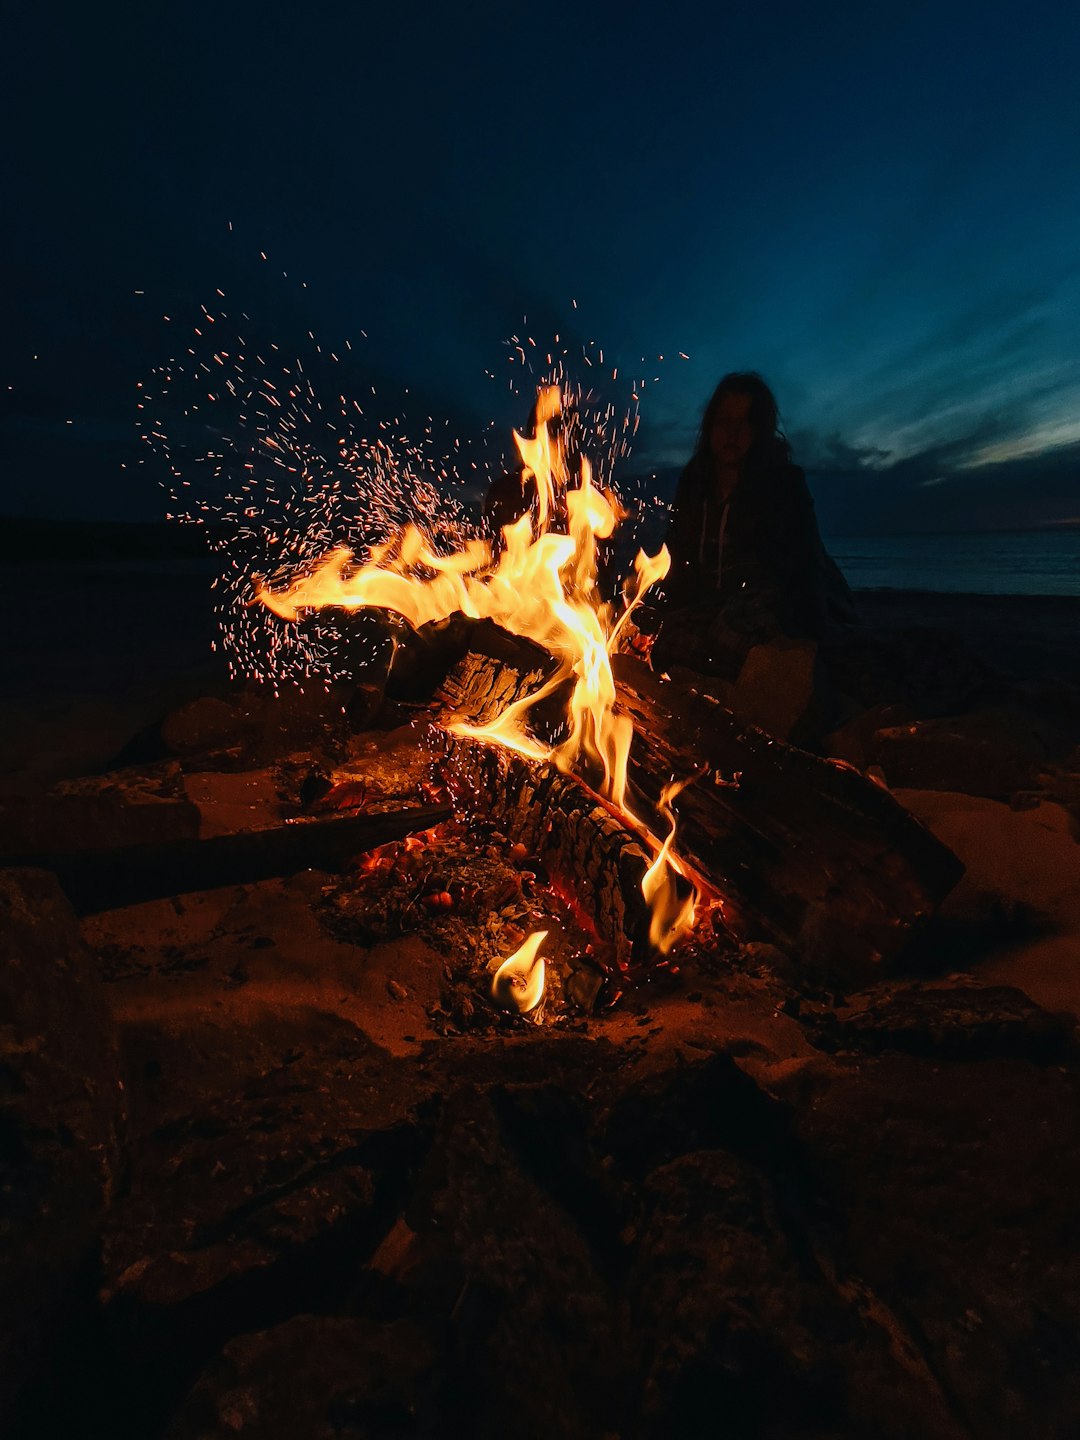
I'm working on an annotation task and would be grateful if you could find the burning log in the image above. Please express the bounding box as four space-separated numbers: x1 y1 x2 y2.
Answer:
10 803 451 916
438 730 656 966
435 641 676 967
436 634 962 982
615 656 963 978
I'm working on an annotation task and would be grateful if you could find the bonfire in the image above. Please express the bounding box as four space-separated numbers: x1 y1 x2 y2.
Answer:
254 384 699 1010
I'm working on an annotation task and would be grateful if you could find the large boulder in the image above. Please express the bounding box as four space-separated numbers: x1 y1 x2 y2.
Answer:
0 868 124 1426
165 1315 437 1440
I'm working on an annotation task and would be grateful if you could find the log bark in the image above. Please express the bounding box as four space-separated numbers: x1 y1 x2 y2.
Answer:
438 735 656 968
613 655 962 978
435 634 963 982
10 804 452 916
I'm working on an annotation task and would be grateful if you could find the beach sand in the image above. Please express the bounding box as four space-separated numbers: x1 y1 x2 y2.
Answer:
855 588 1080 687
5 561 1080 1437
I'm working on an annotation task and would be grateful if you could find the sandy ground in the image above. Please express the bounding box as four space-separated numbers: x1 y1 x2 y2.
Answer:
5 562 1080 1437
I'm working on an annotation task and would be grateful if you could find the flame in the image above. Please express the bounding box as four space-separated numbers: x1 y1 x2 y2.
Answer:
491 930 547 1014
256 384 697 954
641 778 697 954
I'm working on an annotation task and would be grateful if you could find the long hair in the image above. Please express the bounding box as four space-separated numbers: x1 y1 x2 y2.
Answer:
683 372 792 491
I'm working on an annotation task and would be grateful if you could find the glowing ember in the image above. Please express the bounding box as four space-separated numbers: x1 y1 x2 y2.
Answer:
490 930 548 1015
255 385 697 955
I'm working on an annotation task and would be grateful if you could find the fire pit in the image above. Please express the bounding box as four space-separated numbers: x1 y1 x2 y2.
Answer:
248 384 961 1012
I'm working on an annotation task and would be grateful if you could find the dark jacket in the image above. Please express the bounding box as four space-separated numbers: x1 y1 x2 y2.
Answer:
662 453 856 639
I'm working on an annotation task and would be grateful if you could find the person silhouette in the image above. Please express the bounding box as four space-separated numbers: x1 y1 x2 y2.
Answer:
654 372 856 678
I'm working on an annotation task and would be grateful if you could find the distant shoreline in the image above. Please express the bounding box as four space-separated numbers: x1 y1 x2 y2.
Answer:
4 517 1078 603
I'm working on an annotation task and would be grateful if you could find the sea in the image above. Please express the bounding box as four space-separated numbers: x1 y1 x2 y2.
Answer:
826 529 1080 597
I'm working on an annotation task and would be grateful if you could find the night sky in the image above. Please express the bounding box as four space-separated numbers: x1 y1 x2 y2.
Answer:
3 0 1079 533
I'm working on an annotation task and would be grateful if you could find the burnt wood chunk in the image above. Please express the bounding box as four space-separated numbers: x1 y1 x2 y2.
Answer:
435 632 963 980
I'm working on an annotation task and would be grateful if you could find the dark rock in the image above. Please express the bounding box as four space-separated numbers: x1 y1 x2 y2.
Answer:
603 1051 796 1179
103 1164 377 1314
86 1010 432 1437
824 702 913 770
628 1149 964 1440
872 707 1048 798
739 939 795 981
161 697 245 756
821 625 997 718
0 869 124 1427
807 981 1077 1062
793 1054 1080 1439
375 1087 620 1439
165 1315 438 1439
0 767 200 857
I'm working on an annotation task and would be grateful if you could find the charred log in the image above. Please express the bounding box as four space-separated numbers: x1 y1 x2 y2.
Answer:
615 655 963 977
11 804 452 916
435 633 963 981
438 735 656 967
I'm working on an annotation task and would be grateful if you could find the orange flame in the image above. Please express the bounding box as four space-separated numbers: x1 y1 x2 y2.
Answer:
490 930 547 1014
255 384 696 954
641 778 697 954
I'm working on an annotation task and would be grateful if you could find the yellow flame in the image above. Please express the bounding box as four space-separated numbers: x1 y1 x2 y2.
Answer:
255 384 696 954
640 778 697 954
490 930 547 1014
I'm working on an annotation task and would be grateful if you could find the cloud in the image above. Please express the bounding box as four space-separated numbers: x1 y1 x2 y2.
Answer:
808 434 1080 535
789 430 892 472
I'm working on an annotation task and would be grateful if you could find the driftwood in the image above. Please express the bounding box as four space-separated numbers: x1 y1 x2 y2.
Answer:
435 632 963 981
11 804 452 916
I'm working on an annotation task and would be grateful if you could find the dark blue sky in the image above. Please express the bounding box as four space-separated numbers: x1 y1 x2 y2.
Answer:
3 0 1079 532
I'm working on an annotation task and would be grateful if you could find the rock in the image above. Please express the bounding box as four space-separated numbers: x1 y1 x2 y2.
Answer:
820 625 996 718
628 1149 965 1440
890 790 1080 1020
731 637 818 742
807 981 1077 1062
161 698 245 756
872 708 1048 798
0 869 124 1427
100 1053 419 1328
0 767 200 857
603 1052 796 1179
236 684 352 764
824 702 913 770
739 940 795 981
161 686 356 767
165 1315 437 1439
103 1164 377 1313
793 1055 1080 1439
380 1087 620 1439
